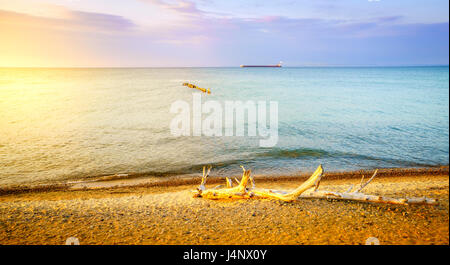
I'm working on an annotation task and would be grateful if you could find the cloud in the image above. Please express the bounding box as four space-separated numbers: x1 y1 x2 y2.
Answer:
70 10 137 32
137 0 438 43
0 8 137 34
140 0 205 16
376 16 403 23
0 1 447 66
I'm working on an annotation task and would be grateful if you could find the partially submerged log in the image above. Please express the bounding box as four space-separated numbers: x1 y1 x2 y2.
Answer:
192 165 438 205
182 82 211 94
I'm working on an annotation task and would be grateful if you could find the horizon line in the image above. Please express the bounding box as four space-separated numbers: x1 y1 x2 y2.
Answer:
1 64 449 69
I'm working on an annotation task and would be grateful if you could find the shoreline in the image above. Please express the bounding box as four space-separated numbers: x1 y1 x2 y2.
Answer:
1 166 448 196
0 166 448 245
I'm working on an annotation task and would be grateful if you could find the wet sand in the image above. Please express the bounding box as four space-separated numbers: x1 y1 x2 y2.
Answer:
0 167 448 245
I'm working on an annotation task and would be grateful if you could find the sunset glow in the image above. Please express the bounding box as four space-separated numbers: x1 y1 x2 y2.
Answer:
1 0 448 67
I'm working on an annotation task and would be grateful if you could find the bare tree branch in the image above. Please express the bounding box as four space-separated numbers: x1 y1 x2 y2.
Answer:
192 166 437 205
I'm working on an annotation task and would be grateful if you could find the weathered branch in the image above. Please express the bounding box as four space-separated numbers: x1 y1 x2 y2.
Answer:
301 190 438 205
226 177 233 188
192 165 438 205
356 169 378 192
234 178 240 185
193 166 252 199
198 166 211 191
300 169 436 205
247 165 324 202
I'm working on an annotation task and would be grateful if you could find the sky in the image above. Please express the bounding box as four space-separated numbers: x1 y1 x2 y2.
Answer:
0 0 448 67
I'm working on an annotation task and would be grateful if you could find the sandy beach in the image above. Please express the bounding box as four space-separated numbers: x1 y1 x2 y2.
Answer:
0 167 448 245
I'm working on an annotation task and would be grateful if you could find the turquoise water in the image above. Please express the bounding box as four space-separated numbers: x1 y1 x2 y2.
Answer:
0 66 448 185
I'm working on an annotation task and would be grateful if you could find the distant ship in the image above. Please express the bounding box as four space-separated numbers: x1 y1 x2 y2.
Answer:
240 61 282 68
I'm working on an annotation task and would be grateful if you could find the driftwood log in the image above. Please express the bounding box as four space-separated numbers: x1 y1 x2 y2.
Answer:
192 165 438 205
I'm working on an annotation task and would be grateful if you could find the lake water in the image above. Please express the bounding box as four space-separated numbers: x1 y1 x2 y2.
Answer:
0 66 448 186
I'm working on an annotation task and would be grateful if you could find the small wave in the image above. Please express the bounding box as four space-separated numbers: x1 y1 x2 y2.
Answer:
255 147 332 158
252 147 437 168
27 147 443 186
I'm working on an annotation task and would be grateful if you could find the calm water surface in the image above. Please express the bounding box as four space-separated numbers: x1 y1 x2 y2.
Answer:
0 67 448 185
